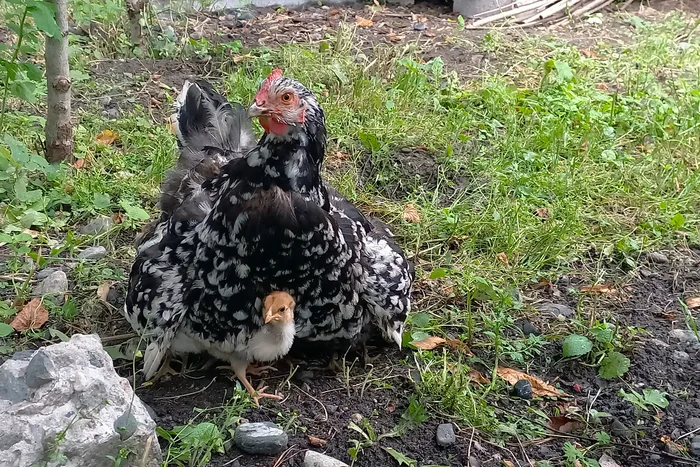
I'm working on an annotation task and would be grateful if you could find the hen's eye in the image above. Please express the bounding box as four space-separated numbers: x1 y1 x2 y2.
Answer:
281 93 292 102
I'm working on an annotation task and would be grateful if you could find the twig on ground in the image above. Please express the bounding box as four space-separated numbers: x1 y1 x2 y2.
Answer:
101 333 137 343
154 377 217 401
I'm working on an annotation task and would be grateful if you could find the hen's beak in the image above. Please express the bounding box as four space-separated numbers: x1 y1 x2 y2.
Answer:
247 102 268 118
263 307 274 324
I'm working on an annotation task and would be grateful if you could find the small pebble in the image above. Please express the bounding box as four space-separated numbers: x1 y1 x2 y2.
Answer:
669 329 699 344
98 95 112 107
685 417 700 432
468 456 481 467
649 454 661 461
648 251 669 263
649 338 669 348
78 246 107 260
233 422 288 455
103 108 121 120
36 267 61 280
351 413 363 423
610 419 631 438
518 320 540 337
326 404 338 414
189 31 202 40
536 302 574 319
436 423 455 447
33 270 68 304
304 451 348 467
673 350 690 362
690 436 700 456
413 22 427 31
80 216 114 235
512 379 532 400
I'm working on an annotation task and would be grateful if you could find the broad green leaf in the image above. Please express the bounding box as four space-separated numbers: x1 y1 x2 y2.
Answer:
119 200 149 221
22 62 43 82
590 326 613 344
383 447 417 467
429 268 448 279
49 328 70 342
670 213 685 229
598 351 630 379
93 193 111 209
28 2 61 37
595 431 611 444
554 61 574 82
20 209 48 228
0 322 15 337
562 334 592 357
9 80 37 103
409 312 431 328
0 302 17 318
642 389 668 409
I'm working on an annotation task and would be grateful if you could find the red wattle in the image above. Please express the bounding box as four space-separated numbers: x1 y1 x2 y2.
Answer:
260 117 288 135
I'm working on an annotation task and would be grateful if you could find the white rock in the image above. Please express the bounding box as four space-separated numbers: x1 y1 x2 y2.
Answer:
304 451 349 467
78 246 107 260
669 329 699 343
0 334 161 467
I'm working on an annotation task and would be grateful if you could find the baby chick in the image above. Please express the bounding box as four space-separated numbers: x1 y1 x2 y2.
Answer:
231 291 296 405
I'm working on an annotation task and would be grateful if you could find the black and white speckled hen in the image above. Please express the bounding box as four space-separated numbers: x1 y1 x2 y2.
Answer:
125 70 414 396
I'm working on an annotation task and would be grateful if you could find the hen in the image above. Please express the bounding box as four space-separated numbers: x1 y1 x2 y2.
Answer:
125 71 414 390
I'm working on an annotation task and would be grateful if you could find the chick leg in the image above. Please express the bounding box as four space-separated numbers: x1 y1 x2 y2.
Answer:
151 352 178 381
246 363 277 376
230 359 282 406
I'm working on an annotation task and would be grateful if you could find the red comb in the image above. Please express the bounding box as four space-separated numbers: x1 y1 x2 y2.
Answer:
255 68 283 101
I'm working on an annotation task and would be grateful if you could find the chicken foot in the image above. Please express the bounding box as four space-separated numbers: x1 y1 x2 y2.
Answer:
230 359 282 406
151 352 189 381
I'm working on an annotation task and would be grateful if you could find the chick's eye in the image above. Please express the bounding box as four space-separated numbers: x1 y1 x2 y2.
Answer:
281 93 292 103
278 307 286 313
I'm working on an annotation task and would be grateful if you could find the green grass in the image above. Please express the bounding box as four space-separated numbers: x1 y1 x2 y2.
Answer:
1 3 699 462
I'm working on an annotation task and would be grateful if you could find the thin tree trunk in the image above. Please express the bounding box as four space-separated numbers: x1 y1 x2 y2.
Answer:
45 0 73 163
126 0 147 45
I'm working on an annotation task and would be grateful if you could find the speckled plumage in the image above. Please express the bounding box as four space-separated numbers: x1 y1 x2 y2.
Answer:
124 76 414 380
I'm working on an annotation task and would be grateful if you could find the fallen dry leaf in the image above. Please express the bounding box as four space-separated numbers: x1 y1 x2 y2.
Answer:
581 49 598 58
307 435 327 447
73 158 87 169
580 284 616 295
402 204 420 223
96 129 120 146
97 281 114 304
445 339 474 356
412 336 446 350
10 298 49 331
548 415 582 433
503 461 515 467
355 16 374 27
685 297 700 309
496 252 509 265
151 73 162 81
497 367 569 398
535 207 550 220
112 212 124 224
469 369 489 384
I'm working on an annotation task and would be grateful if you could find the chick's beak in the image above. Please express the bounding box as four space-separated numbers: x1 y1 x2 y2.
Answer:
247 101 268 118
263 307 274 324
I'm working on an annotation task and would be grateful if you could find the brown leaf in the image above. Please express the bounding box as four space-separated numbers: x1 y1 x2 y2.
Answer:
111 212 124 224
10 298 49 331
73 158 87 169
535 208 550 220
503 461 515 467
469 369 489 384
497 367 569 398
580 284 616 295
581 49 597 58
355 16 374 27
151 73 162 81
548 415 582 433
307 435 327 447
532 278 553 292
402 204 420 223
96 129 120 146
496 252 509 265
445 339 474 356
412 336 446 350
97 281 114 304
685 297 700 309
596 82 610 91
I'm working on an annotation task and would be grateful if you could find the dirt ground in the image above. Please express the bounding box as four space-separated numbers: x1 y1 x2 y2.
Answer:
71 0 700 466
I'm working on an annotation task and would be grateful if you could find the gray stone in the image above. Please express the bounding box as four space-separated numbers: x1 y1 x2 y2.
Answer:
78 246 107 260
690 436 700 456
233 422 288 455
685 417 700 432
673 350 690 362
669 329 699 344
436 423 456 447
512 379 533 399
413 22 427 31
648 251 669 263
649 338 669 348
33 270 68 303
103 108 121 120
518 320 539 337
326 404 338 414
536 302 574 319
98 95 112 107
468 456 481 467
24 351 57 388
453 0 515 16
304 451 349 467
237 9 255 20
649 454 661 461
610 419 631 438
351 413 363 423
0 334 161 467
80 216 114 235
36 267 61 280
